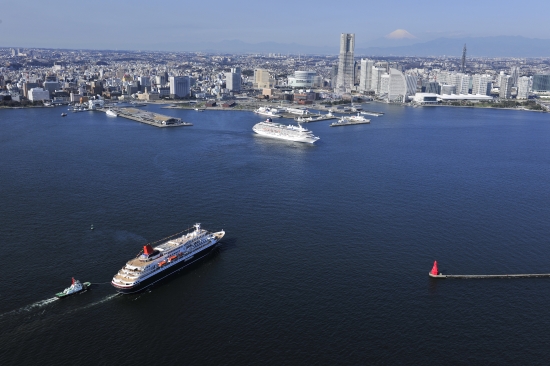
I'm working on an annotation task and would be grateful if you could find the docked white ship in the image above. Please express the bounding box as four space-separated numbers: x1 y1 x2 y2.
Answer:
111 223 225 294
253 118 320 143
348 113 370 122
106 109 118 117
254 106 282 118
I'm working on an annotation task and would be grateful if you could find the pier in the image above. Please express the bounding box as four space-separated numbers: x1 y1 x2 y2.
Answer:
428 261 550 279
294 115 338 123
330 119 371 127
102 107 192 128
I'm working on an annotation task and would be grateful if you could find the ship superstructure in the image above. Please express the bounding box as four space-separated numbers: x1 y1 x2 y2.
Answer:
254 107 282 118
253 119 320 143
111 224 225 294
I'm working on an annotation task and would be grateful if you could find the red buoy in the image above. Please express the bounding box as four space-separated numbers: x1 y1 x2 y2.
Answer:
430 261 439 276
143 244 154 255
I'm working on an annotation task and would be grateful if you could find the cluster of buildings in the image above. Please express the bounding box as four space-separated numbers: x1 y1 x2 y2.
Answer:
331 33 550 105
1 41 550 108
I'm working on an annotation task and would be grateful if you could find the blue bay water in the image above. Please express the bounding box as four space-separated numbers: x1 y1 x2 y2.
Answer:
0 104 549 364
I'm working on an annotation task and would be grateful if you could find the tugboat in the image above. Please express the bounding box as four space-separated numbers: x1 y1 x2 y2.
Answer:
55 278 91 298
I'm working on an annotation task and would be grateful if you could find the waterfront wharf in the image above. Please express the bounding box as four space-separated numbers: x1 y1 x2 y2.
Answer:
295 116 338 123
101 108 192 128
429 261 550 279
330 120 371 127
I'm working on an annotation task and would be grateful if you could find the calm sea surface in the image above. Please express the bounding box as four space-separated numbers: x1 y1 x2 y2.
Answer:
1 104 550 365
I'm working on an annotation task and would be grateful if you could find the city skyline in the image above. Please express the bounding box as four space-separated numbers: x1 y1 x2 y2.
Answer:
1 0 550 51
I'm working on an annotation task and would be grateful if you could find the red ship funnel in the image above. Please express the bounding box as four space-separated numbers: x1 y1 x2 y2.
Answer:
430 261 439 276
72 277 75 285
143 245 154 255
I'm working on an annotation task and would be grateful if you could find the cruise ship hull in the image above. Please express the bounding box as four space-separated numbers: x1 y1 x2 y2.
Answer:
112 243 219 294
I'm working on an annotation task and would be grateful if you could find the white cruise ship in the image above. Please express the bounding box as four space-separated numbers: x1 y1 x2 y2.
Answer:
254 107 282 118
111 223 225 294
253 118 320 143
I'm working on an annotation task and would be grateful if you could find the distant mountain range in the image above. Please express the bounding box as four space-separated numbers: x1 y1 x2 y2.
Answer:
176 36 550 58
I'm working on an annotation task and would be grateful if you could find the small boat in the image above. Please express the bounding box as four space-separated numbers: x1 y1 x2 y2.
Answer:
61 113 67 117
55 278 91 298
90 224 94 230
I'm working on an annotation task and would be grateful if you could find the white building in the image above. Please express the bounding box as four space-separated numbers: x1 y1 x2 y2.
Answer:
359 58 374 92
28 87 50 102
517 76 530 99
471 74 492 96
379 73 390 97
371 67 386 95
288 71 317 88
499 74 512 99
441 85 457 95
387 68 408 102
225 67 241 92
169 76 191 98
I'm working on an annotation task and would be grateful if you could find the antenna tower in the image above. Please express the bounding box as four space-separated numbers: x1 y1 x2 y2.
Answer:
461 44 467 73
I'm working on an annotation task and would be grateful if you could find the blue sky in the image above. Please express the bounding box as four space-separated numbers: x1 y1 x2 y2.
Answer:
1 0 549 50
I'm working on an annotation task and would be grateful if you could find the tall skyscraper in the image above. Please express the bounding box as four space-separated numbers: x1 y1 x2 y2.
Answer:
359 58 374 92
169 76 190 98
499 75 512 99
225 67 241 92
336 33 355 92
331 65 338 88
517 76 530 99
510 66 520 87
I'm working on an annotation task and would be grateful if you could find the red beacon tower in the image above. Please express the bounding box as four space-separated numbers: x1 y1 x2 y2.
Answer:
429 261 440 277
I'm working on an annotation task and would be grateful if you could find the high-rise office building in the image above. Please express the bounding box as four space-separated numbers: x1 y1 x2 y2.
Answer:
371 66 386 95
379 73 390 96
169 76 190 98
225 67 241 92
155 75 167 86
472 74 492 95
254 69 271 89
331 65 338 88
510 66 520 87
517 76 530 99
452 73 470 94
387 68 408 102
405 74 418 96
336 33 355 92
499 75 512 99
359 59 374 92
532 74 550 92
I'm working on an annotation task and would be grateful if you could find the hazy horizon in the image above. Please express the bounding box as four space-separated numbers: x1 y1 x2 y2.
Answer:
1 0 549 51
